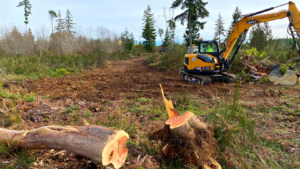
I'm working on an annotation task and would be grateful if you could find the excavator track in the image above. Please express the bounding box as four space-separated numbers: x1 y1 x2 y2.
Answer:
180 68 212 85
179 68 236 85
220 72 237 83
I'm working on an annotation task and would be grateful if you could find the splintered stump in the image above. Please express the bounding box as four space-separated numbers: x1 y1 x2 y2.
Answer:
152 85 221 169
0 125 129 169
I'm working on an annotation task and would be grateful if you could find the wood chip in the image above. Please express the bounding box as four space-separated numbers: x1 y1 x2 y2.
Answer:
141 155 148 164
52 150 67 157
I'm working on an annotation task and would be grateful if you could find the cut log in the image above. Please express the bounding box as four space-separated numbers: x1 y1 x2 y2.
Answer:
0 125 129 169
151 85 221 169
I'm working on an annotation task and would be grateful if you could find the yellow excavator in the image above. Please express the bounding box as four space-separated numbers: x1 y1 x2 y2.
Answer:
180 1 300 85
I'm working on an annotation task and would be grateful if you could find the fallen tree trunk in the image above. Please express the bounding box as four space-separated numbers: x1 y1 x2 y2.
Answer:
151 85 221 169
0 124 129 169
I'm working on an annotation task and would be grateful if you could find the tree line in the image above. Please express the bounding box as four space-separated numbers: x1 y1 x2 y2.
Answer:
140 0 279 53
0 0 295 57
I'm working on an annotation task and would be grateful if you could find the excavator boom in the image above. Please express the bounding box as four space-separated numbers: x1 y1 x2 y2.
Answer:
223 1 300 61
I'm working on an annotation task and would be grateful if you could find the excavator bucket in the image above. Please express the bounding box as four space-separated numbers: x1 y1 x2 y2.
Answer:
274 66 298 86
268 64 283 82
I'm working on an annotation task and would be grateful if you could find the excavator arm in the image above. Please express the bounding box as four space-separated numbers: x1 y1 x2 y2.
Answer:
222 1 300 66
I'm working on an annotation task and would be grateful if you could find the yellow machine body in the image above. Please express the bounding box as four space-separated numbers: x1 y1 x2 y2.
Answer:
184 54 218 71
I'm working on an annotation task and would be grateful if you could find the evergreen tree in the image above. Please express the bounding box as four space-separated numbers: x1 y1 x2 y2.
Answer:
226 7 242 40
65 9 75 35
162 29 170 47
49 10 57 34
142 5 156 51
263 22 273 42
183 22 200 47
17 0 32 34
171 0 209 53
55 10 65 33
214 13 225 43
249 22 273 51
121 28 135 50
158 29 164 39
27 28 34 41
249 23 268 51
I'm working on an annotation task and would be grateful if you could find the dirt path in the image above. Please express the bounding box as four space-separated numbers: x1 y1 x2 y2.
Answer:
26 57 300 104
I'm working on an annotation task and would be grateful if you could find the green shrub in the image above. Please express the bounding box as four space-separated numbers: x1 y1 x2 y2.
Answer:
23 93 36 102
258 77 270 84
84 110 93 117
138 97 147 103
145 44 187 70
246 47 266 58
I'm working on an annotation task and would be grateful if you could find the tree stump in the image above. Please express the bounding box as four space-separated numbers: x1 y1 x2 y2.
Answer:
0 124 129 169
151 85 221 169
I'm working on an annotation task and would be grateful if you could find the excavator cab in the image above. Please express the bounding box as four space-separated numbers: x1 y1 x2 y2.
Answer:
198 41 221 61
199 41 219 54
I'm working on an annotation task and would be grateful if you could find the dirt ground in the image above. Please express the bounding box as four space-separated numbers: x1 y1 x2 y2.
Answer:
26 57 300 103
1 57 300 168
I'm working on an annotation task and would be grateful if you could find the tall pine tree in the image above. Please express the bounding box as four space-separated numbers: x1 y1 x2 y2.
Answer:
214 13 225 43
65 9 75 35
17 0 32 34
142 5 156 51
55 10 65 33
226 7 242 40
171 0 209 53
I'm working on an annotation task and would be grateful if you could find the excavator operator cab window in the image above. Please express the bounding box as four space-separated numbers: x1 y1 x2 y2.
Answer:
199 42 219 54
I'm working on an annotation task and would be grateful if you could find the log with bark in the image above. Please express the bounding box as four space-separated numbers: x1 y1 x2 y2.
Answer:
0 122 129 169
150 85 221 169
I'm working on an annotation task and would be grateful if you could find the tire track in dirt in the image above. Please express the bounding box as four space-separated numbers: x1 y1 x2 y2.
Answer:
26 57 300 103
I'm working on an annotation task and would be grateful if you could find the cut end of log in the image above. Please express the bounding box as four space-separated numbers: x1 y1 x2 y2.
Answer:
165 111 194 129
159 84 180 118
102 130 129 169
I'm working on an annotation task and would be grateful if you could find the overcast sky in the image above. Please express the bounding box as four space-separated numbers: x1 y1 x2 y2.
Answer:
0 0 294 45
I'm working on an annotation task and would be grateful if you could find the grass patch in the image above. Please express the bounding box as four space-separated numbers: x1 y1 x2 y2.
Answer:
205 82 299 168
0 142 36 169
23 93 36 102
96 103 139 136
0 52 132 80
84 110 93 117
175 91 204 115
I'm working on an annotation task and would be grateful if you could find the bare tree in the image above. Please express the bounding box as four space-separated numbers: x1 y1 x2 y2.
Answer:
36 26 50 56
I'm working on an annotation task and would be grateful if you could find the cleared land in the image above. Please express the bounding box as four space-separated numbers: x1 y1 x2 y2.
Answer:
1 57 300 168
